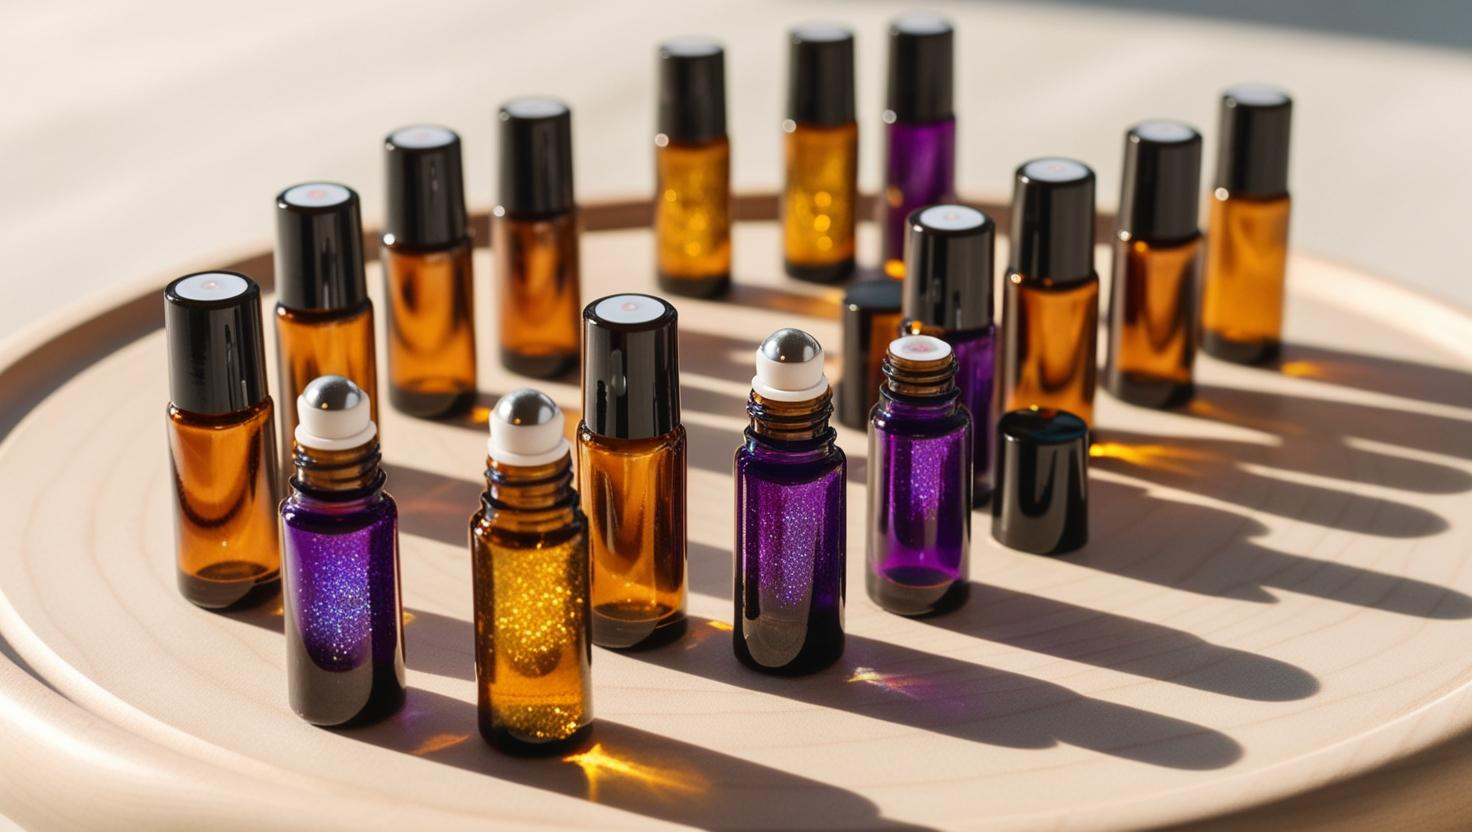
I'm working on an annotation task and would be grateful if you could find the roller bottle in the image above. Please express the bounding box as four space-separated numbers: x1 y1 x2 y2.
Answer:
782 23 858 283
655 39 731 298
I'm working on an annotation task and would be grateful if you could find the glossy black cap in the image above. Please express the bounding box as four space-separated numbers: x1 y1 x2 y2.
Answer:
658 39 727 143
1009 158 1096 284
384 125 468 249
838 279 903 429
274 183 368 312
499 98 575 216
991 408 1089 555
165 271 270 416
885 14 953 123
787 23 855 126
1215 84 1292 198
582 294 681 440
903 204 995 331
1118 121 1202 244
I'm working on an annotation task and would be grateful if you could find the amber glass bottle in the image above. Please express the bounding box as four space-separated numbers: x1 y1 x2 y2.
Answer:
1000 159 1100 428
274 183 379 476
782 24 858 283
1105 121 1203 408
381 125 477 417
655 39 731 298
164 271 280 609
471 390 592 754
578 294 687 649
496 98 582 378
1201 85 1293 365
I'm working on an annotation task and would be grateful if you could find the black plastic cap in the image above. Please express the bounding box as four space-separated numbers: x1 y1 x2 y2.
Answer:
165 271 270 416
838 279 903 429
384 125 468 249
787 23 855 126
902 204 995 331
499 98 575 216
1215 84 1292 198
991 408 1089 555
582 294 681 440
885 14 953 123
274 182 368 312
1009 158 1096 285
1119 121 1203 245
658 39 727 143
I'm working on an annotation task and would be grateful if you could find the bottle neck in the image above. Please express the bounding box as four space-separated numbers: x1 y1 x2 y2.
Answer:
745 389 836 459
481 453 577 533
291 439 385 505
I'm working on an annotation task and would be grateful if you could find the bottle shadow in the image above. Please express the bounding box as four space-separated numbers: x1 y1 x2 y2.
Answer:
1271 342 1472 411
381 462 481 550
621 615 1243 771
339 688 930 831
1068 479 1472 619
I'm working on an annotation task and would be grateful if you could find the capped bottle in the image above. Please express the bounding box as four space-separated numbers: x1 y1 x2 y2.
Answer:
280 376 403 726
867 335 971 616
577 294 688 648
655 38 732 298
782 23 858 283
471 389 593 754
164 271 281 609
381 125 477 417
734 329 846 674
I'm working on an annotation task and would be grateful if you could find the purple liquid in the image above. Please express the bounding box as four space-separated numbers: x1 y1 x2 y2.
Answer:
880 119 957 269
281 491 404 725
733 436 845 673
946 326 996 504
866 396 971 615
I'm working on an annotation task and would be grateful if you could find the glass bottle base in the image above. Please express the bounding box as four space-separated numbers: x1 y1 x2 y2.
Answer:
481 720 593 757
785 257 854 284
658 271 730 299
500 348 576 380
591 603 687 650
866 567 968 617
388 385 476 419
1202 333 1280 366
294 666 405 728
178 562 280 610
732 625 843 676
1106 372 1195 409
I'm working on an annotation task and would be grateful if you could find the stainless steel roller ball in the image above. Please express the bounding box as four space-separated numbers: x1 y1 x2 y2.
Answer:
301 375 364 411
495 388 560 427
760 328 821 365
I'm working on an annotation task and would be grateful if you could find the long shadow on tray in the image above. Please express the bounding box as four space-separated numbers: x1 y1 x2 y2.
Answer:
342 689 932 831
1270 342 1472 411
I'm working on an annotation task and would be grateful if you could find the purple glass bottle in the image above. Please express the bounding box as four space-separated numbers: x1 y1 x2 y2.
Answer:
901 204 998 504
867 335 971 616
280 375 404 726
734 329 845 673
878 15 956 278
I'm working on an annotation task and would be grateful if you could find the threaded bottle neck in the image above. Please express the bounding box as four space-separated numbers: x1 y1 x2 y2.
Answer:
481 453 577 533
293 439 384 497
747 388 834 443
883 349 957 399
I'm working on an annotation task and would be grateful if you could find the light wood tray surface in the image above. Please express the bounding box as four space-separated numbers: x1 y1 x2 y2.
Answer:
1 195 1469 831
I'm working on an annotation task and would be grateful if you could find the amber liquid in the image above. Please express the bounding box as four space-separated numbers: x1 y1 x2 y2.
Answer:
576 424 687 648
167 399 281 608
274 303 379 476
782 122 858 282
1201 192 1291 364
1001 273 1100 427
495 210 581 378
655 136 731 297
381 239 477 417
470 459 591 754
1105 234 1200 408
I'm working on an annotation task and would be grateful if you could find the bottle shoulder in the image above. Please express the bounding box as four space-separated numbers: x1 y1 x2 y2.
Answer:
282 491 395 529
167 397 273 429
577 422 685 456
275 300 374 326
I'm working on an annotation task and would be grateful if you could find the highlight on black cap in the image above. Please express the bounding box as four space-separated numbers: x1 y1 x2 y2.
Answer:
1009 158 1096 284
581 294 681 440
274 182 368 312
498 97 575 216
903 204 994 331
837 278 903 429
384 124 468 249
658 38 727 143
885 14 953 123
1215 84 1292 198
165 271 270 416
787 23 855 126
1119 121 1203 245
991 407 1088 555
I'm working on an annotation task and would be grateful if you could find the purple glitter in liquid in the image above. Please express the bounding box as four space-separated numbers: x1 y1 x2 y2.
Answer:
281 492 404 725
880 119 957 269
946 326 996 504
867 397 971 616
733 440 845 673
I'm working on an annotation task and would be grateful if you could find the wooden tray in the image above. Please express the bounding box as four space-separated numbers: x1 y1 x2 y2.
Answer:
1 194 1469 831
